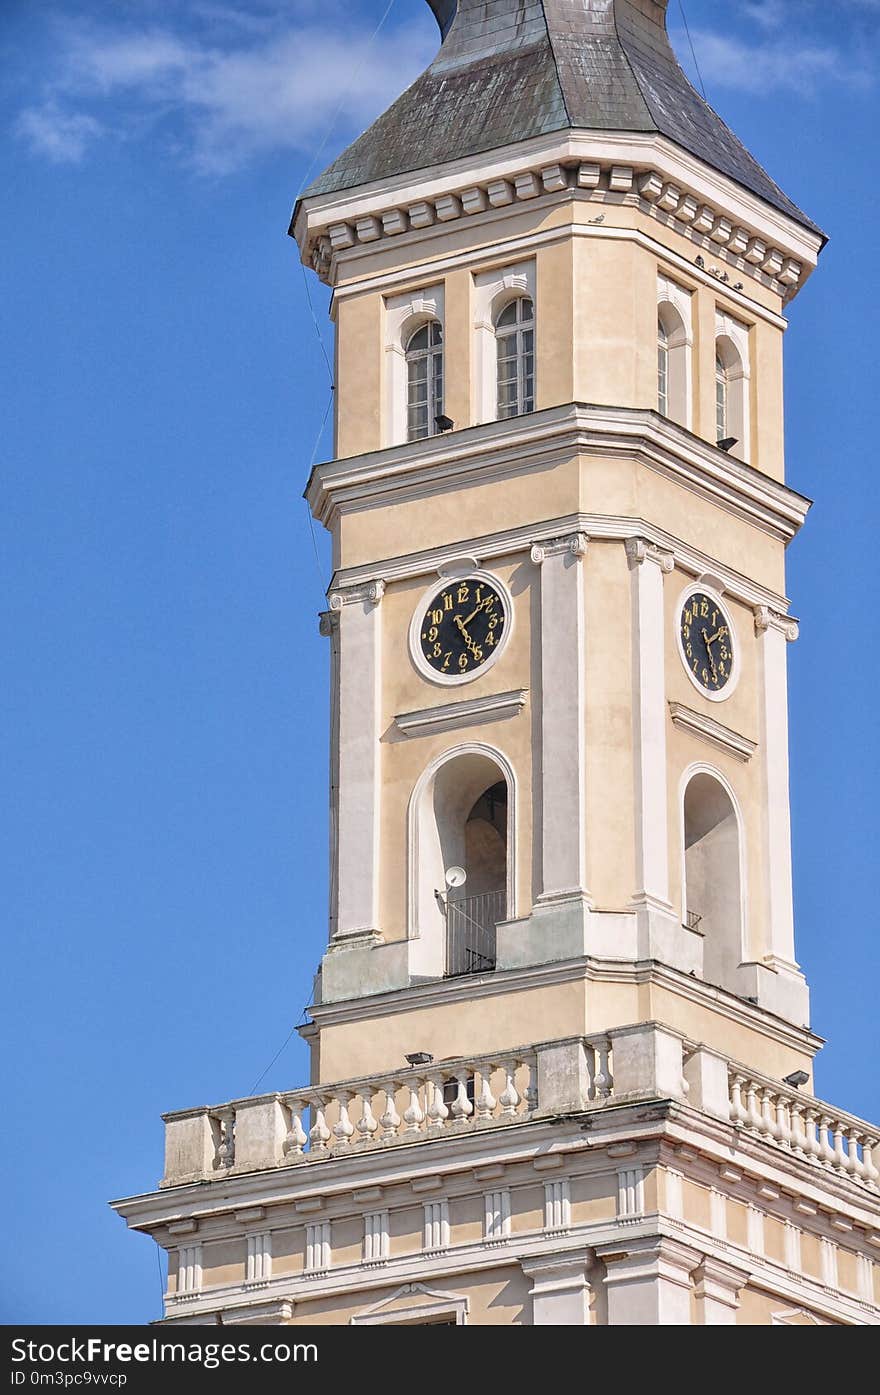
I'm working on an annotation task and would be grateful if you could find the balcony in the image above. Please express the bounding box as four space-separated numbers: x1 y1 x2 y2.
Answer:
157 1023 879 1194
445 888 504 976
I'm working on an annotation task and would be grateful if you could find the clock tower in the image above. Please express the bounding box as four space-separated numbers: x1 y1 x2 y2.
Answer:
114 0 880 1326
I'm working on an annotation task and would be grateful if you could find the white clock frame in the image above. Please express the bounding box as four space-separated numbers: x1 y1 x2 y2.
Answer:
409 569 514 687
675 581 741 702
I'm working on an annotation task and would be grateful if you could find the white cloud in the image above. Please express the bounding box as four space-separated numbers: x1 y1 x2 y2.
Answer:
15 11 436 175
15 103 104 164
682 28 872 96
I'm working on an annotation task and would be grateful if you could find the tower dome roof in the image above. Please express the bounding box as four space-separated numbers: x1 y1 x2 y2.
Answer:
303 0 818 234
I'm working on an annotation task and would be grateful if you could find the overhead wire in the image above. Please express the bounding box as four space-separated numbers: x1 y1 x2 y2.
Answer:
677 0 707 100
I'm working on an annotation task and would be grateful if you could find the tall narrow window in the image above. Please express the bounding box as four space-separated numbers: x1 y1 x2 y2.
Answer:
496 297 535 419
658 317 669 417
406 321 443 442
715 350 729 442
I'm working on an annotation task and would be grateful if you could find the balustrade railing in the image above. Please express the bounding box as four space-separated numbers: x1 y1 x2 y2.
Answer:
729 1069 879 1190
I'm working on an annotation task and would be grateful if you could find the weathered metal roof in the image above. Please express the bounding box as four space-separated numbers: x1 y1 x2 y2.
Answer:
302 0 818 235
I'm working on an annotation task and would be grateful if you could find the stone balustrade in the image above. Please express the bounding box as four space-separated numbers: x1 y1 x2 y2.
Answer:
160 1032 622 1187
158 1024 879 1193
728 1069 879 1190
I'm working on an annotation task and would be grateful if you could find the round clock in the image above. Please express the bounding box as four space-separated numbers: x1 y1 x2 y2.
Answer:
411 573 509 684
678 589 736 697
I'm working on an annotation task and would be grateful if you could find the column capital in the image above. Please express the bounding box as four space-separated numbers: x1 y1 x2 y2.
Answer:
328 578 386 610
318 609 338 638
754 604 798 641
693 1255 750 1300
596 1235 702 1287
520 1248 593 1285
530 532 589 564
625 537 674 573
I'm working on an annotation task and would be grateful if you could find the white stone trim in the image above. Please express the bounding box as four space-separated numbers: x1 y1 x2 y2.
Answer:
362 1210 390 1266
383 284 445 449
657 274 694 429
484 1188 511 1244
176 1243 202 1296
674 579 741 704
423 1199 450 1253
350 1282 468 1325
307 403 810 546
472 261 536 425
617 1165 646 1222
407 569 515 687
668 702 757 763
326 581 385 941
543 1178 572 1234
678 761 750 967
627 538 674 912
305 1221 331 1274
295 131 821 299
406 740 517 977
244 1231 271 1285
394 688 527 738
753 605 799 971
521 1249 591 1325
531 533 589 901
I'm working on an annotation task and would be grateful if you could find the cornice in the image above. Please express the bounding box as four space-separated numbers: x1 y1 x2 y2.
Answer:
307 402 811 552
305 953 823 1058
394 688 528 738
294 131 821 303
668 702 757 764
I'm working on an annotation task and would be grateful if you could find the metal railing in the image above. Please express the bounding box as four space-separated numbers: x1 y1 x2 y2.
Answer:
685 909 703 932
445 888 504 977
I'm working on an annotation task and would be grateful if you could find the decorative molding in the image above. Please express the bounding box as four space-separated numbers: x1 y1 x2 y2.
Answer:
327 579 385 609
530 532 588 564
754 605 799 641
296 135 819 301
625 537 674 573
350 1282 468 1326
394 688 527 738
306 403 812 550
668 702 757 763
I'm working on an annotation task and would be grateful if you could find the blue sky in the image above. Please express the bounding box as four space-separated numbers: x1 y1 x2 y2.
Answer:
2 0 878 1323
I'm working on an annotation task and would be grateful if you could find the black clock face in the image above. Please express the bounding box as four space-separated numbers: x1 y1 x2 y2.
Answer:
418 577 507 678
680 592 734 693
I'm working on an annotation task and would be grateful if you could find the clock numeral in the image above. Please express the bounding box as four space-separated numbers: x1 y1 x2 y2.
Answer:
458 653 469 671
457 583 469 604
486 630 495 647
433 643 442 658
443 592 453 611
441 653 451 672
431 608 443 626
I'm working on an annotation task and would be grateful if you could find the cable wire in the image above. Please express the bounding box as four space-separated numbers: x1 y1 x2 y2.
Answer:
677 0 707 100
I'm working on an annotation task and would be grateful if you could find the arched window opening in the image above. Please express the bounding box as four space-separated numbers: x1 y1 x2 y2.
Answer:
658 316 669 417
683 772 744 992
410 751 512 980
715 350 729 442
496 297 535 419
657 301 689 426
406 321 443 442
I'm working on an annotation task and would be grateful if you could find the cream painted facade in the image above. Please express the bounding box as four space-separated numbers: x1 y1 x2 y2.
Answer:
113 0 879 1326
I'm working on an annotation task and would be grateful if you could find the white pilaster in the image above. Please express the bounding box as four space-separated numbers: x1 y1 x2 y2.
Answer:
423 1200 450 1253
177 1243 202 1296
305 1222 331 1273
530 534 589 902
597 1237 699 1326
521 1250 591 1325
484 1189 511 1243
363 1210 390 1265
245 1231 272 1284
626 538 674 911
693 1257 748 1325
753 606 799 969
326 580 385 942
543 1178 571 1234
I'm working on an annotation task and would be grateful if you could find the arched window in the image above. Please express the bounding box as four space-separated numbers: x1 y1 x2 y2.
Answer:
408 747 514 979
406 321 443 442
683 771 744 992
495 297 534 419
714 332 748 456
657 300 690 426
715 349 729 442
658 316 669 417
